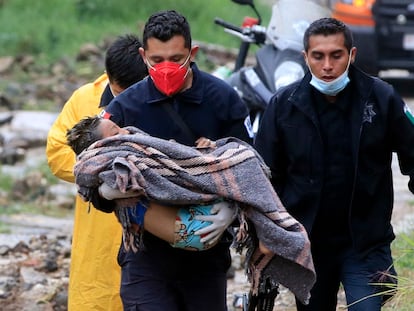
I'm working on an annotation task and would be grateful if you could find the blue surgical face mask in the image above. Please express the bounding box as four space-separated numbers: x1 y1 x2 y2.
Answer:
308 52 352 96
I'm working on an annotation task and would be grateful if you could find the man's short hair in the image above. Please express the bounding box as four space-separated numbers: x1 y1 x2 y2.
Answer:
303 17 353 52
105 34 148 89
142 10 192 50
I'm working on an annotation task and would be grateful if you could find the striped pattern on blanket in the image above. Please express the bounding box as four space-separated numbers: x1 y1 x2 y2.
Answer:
74 127 316 304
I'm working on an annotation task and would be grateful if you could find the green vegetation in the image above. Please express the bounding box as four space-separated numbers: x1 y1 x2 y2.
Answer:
30 161 60 185
0 160 69 218
0 168 14 193
0 221 11 234
0 0 271 65
340 232 414 310
383 233 414 310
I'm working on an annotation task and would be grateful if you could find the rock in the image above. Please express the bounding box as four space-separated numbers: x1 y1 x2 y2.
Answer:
0 56 14 73
9 110 58 135
0 233 71 311
76 43 102 61
0 245 10 256
12 241 30 254
0 147 25 165
0 96 15 112
16 55 35 72
20 266 47 285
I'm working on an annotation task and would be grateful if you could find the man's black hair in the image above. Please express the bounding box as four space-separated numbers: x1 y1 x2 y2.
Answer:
303 17 354 52
105 34 148 89
142 10 192 50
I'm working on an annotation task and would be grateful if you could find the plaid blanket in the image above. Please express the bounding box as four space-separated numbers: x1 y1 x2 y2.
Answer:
74 127 315 304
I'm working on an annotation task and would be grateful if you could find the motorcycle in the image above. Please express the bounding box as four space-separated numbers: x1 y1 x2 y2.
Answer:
214 0 331 137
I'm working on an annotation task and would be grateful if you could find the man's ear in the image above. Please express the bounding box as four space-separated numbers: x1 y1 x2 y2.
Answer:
350 47 357 64
190 45 199 62
139 47 146 62
302 51 309 66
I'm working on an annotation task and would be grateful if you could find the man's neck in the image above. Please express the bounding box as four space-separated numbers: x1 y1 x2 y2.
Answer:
180 68 193 93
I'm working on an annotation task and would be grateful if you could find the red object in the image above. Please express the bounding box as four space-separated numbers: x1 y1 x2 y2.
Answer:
242 16 259 27
100 110 111 119
332 2 375 27
147 57 190 96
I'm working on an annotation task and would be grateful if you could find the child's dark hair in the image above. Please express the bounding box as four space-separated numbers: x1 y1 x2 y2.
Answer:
66 116 102 155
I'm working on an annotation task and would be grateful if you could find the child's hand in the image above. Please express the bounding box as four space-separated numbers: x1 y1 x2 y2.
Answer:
195 137 216 149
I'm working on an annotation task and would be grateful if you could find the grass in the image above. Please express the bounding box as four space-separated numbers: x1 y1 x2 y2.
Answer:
341 232 414 310
0 0 271 65
382 233 414 310
0 168 14 193
0 160 69 218
0 222 11 234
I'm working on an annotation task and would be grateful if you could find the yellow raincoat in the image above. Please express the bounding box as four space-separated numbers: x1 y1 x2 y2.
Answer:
46 74 123 311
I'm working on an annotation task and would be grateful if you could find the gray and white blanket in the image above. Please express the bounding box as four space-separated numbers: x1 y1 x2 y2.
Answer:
74 127 315 304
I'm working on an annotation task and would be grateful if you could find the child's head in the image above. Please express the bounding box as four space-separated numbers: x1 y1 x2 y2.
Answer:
66 116 128 155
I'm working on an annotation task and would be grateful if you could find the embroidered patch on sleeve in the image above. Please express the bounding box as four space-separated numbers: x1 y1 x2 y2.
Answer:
99 110 111 119
404 104 414 125
244 115 254 138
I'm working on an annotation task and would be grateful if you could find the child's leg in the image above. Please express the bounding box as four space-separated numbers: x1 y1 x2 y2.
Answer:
142 202 177 244
100 183 219 250
142 203 214 251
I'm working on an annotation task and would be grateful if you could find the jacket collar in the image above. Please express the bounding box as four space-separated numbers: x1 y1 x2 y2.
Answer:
99 84 114 108
288 65 375 119
288 65 376 162
348 65 375 101
288 71 318 123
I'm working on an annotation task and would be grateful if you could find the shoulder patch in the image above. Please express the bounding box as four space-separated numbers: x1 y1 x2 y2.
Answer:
404 104 414 125
99 110 111 119
244 115 254 138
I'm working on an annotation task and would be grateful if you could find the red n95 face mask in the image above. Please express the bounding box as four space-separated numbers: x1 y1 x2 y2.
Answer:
146 53 191 96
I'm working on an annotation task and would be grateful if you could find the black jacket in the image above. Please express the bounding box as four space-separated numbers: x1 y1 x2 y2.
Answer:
255 65 414 256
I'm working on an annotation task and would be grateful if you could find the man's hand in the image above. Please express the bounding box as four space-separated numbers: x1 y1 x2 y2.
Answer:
194 201 237 246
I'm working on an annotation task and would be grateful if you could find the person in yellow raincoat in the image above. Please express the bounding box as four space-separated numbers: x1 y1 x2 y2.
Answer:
46 34 148 311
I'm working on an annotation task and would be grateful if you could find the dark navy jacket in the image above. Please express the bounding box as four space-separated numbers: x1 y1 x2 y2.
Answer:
104 63 251 146
255 65 414 257
101 62 251 277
